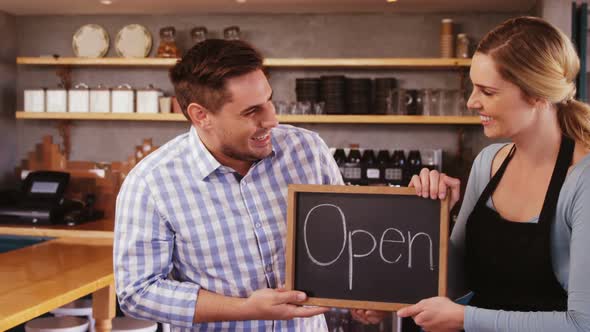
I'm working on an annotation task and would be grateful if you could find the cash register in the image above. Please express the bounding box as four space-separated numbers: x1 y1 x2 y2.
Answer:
0 171 102 225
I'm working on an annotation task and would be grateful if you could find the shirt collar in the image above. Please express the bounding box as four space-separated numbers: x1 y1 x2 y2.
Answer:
189 126 279 181
190 126 222 181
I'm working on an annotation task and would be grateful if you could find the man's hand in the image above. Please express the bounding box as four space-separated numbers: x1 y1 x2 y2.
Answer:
241 288 329 320
350 309 389 325
397 297 464 332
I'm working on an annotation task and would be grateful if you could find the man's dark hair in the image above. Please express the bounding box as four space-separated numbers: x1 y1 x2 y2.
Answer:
170 39 264 119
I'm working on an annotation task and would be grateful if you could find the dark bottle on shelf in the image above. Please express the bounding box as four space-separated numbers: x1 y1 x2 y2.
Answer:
333 148 347 179
406 149 423 184
376 149 391 185
343 144 362 185
387 150 406 186
361 149 379 186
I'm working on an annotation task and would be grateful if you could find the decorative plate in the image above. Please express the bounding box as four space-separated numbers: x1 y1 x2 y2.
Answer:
72 24 109 57
115 24 152 58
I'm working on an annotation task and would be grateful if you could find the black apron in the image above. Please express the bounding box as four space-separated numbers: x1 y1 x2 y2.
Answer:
465 136 573 311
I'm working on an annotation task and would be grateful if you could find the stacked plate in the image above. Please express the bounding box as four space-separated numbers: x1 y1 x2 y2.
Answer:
320 76 347 114
345 78 372 114
374 78 397 114
295 78 321 102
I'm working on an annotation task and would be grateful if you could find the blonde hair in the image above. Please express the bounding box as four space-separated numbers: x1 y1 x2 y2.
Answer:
477 16 590 147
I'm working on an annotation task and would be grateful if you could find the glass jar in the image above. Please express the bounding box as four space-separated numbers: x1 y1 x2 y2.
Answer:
223 26 241 40
191 26 208 45
157 26 180 58
456 33 470 59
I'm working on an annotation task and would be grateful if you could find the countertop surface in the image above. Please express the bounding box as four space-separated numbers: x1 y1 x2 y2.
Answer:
0 218 114 239
0 237 114 331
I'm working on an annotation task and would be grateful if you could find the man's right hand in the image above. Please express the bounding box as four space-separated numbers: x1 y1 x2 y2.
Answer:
241 288 329 320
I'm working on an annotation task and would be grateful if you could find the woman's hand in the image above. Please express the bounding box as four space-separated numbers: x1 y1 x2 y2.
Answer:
350 309 389 325
409 168 461 211
397 297 464 332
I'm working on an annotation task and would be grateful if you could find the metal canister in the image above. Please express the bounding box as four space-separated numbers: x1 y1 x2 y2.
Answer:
111 84 134 113
136 85 162 114
24 88 45 112
68 83 90 113
90 84 110 113
46 86 67 112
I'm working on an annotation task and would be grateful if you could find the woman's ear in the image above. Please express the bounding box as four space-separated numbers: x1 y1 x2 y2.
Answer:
187 102 211 129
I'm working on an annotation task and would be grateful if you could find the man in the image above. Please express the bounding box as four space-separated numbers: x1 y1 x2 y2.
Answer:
114 39 344 330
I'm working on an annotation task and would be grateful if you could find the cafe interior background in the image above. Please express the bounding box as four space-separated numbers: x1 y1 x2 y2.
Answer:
0 0 585 331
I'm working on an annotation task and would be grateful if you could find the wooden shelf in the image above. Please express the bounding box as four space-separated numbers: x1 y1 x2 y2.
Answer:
16 111 186 121
17 57 471 68
16 111 480 124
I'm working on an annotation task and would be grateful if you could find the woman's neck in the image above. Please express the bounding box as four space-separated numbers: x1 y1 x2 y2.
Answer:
511 106 562 166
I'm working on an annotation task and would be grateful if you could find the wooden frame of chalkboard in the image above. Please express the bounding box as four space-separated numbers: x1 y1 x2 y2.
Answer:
285 184 449 311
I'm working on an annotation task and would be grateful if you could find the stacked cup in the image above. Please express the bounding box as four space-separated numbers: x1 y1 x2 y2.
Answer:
440 18 454 58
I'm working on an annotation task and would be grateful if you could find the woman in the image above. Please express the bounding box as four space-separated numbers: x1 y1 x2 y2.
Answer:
397 16 590 331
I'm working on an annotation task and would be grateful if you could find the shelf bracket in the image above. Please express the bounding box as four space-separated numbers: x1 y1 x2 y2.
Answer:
57 120 72 160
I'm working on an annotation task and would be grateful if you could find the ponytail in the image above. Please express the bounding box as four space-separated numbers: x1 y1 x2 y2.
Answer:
557 99 590 147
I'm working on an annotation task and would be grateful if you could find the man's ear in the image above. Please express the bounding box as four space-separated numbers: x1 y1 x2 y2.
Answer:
186 102 212 129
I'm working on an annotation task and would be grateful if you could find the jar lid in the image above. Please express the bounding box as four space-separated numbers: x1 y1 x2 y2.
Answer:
442 18 453 23
113 84 133 90
457 33 467 38
92 84 110 91
136 84 159 92
71 83 89 90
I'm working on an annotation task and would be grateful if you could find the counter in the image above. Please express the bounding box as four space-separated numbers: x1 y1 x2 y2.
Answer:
0 231 115 331
0 218 114 239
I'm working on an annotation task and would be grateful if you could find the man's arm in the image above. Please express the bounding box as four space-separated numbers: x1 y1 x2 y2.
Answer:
114 175 199 327
194 288 329 323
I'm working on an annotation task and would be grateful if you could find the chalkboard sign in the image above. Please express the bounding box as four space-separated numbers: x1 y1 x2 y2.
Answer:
285 184 449 311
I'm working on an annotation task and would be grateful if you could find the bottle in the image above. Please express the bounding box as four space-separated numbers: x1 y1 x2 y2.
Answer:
343 144 362 185
406 150 423 184
376 150 391 185
361 149 379 186
387 150 406 186
456 33 470 59
156 26 180 58
333 148 347 179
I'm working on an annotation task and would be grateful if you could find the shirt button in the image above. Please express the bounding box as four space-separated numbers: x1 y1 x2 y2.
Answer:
255 223 261 228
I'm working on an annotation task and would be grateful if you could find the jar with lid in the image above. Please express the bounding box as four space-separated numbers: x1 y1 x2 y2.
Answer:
191 26 208 45
343 145 362 185
440 18 454 58
456 33 470 59
223 26 241 40
157 26 180 58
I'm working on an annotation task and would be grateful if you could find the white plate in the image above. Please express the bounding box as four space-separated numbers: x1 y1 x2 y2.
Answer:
72 24 109 58
115 24 152 58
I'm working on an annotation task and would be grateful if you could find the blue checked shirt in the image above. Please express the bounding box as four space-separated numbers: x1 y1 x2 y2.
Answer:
114 124 343 331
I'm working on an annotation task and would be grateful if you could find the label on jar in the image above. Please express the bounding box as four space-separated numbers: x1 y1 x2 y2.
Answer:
366 168 380 179
344 167 362 180
384 168 403 181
